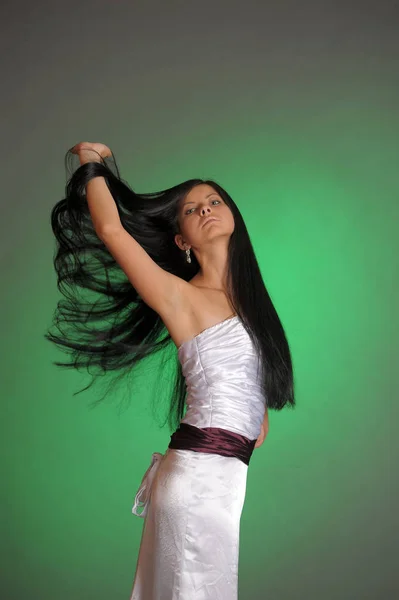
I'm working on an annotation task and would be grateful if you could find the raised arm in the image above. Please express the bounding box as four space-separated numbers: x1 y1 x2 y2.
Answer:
99 224 184 317
74 142 186 317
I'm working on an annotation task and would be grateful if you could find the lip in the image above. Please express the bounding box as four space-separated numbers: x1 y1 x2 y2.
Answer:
202 217 219 228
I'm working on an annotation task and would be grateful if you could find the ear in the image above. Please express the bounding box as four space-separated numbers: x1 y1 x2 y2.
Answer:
174 233 188 251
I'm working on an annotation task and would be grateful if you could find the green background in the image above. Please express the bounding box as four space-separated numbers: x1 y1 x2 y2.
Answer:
2 1 398 598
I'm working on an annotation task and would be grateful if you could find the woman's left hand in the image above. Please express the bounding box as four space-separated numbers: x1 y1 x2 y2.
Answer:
254 423 267 449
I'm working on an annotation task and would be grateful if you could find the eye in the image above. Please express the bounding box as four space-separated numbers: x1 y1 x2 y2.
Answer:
185 199 221 215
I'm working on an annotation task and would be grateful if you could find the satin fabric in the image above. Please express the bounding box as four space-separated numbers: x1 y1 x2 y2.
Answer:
130 315 267 599
168 423 257 465
130 448 248 600
178 316 266 440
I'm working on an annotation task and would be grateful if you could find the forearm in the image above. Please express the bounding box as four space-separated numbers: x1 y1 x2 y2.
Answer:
85 173 122 234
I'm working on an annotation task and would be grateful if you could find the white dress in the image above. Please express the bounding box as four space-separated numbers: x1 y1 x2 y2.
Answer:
129 315 266 600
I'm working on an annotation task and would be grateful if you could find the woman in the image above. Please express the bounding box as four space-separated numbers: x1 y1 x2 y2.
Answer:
46 142 295 599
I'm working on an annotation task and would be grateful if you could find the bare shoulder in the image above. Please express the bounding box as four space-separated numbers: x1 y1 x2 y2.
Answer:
159 279 236 350
99 227 234 347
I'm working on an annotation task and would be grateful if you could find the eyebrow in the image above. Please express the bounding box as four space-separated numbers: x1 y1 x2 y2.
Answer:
182 192 219 207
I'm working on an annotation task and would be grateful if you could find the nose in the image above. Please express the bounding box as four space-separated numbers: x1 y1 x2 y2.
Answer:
201 206 212 215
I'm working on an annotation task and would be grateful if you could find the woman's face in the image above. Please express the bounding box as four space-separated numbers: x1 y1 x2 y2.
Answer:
175 184 235 250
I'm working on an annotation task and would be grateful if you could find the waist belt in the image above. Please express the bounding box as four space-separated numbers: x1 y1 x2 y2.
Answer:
132 423 256 518
168 423 256 466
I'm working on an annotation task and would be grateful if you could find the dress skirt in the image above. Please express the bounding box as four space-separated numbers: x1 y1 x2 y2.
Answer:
129 446 249 600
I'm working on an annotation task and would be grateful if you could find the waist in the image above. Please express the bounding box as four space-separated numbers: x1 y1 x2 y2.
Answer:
168 423 256 466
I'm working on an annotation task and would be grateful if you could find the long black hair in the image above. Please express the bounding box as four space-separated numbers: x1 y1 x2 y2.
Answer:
45 148 295 432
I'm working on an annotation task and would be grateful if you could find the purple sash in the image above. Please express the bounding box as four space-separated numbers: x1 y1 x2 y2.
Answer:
168 423 256 466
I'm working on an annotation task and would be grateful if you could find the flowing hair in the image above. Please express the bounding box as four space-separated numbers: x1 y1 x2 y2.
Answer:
45 148 295 432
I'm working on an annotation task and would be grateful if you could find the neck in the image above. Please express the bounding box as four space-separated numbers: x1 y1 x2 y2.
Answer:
190 242 229 291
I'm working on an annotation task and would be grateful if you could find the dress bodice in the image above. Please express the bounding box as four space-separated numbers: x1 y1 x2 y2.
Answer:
177 315 266 440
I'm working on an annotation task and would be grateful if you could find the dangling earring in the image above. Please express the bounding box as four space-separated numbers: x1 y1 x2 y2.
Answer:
185 248 191 263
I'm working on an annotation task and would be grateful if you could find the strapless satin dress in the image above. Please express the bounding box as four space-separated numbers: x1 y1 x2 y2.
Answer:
129 315 266 600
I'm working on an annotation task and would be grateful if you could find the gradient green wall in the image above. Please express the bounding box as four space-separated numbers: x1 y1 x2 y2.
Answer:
2 1 398 598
